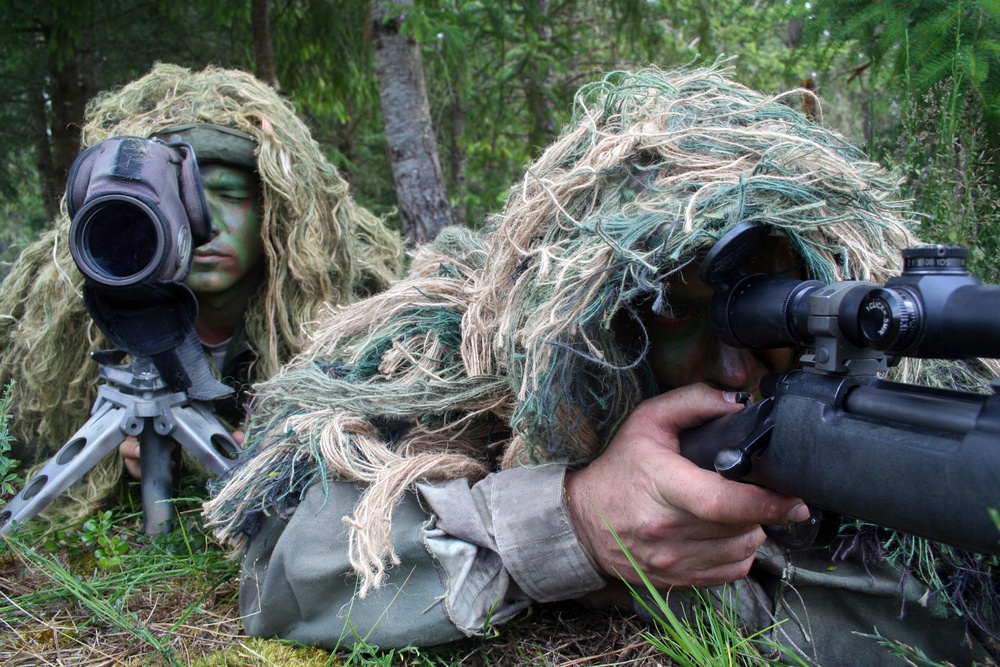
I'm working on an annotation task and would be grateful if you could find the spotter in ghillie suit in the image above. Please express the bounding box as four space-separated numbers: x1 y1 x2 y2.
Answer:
0 63 404 520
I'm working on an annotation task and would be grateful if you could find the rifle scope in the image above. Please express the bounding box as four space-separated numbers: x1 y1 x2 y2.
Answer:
708 244 1000 360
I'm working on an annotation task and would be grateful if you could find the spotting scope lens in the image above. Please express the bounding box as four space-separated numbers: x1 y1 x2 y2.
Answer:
73 198 164 284
60 136 237 401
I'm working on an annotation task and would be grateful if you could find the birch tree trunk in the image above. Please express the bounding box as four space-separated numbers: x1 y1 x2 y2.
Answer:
369 0 455 244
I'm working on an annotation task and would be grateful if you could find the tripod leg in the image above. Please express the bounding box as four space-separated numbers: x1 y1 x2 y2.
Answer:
163 401 242 475
139 424 174 535
0 403 125 533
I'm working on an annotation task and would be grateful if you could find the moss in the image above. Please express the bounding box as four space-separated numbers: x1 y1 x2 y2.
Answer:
64 550 99 575
189 638 341 667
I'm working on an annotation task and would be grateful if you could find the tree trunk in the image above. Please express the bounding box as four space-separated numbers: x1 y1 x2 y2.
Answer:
524 0 557 154
252 0 280 91
45 40 90 217
369 0 455 244
31 82 59 222
448 90 467 226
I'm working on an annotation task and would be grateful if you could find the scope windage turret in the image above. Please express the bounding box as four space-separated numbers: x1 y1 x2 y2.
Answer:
708 244 1000 361
66 136 211 289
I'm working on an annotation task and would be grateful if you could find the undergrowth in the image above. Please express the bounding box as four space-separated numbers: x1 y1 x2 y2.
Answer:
0 380 22 498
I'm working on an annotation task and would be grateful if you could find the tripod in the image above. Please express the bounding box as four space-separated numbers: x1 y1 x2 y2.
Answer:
0 351 241 535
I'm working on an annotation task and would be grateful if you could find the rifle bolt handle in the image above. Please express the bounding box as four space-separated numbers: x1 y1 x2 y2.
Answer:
715 447 751 480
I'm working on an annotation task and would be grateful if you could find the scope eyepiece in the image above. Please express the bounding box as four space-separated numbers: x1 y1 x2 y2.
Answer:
709 274 821 350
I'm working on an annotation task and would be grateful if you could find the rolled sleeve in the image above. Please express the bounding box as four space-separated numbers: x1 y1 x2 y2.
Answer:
418 463 606 635
490 464 606 601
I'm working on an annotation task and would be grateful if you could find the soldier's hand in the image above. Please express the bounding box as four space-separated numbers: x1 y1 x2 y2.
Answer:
565 383 809 589
119 437 142 479
119 429 245 479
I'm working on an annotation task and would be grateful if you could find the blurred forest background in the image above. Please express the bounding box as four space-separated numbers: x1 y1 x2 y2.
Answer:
2 0 1000 272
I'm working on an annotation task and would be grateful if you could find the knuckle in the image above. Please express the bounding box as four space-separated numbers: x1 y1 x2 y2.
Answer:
647 549 682 575
721 557 755 583
635 512 677 542
694 487 729 520
696 557 754 588
740 529 766 559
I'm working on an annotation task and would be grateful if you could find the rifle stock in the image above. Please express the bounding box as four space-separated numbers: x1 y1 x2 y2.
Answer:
679 370 1000 556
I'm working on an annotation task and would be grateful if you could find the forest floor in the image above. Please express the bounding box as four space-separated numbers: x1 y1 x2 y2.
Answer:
0 482 666 667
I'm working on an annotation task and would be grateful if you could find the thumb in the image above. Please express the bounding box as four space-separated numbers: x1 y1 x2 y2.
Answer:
639 383 747 441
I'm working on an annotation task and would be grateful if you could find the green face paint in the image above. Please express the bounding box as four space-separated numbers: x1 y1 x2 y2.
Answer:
185 164 264 297
616 236 800 397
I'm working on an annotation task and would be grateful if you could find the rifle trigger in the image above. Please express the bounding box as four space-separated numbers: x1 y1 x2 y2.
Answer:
713 414 774 481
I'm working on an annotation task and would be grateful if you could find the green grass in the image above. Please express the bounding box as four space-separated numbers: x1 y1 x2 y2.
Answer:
0 371 796 667
0 380 22 496
0 495 802 666
0 498 243 666
598 510 808 667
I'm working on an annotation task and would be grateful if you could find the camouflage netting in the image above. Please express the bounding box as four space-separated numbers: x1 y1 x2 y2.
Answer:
0 63 404 519
205 61 997 636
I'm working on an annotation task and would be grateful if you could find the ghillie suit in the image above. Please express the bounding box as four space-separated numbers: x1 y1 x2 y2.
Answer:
0 63 404 519
207 61 998 645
